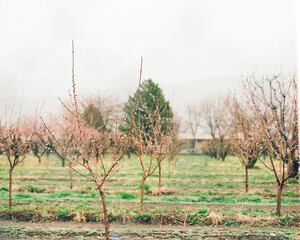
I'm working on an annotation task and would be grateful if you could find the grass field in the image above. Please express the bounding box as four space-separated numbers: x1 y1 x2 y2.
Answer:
0 154 299 239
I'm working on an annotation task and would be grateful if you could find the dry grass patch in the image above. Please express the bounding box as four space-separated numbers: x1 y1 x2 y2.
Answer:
152 186 176 196
73 212 86 222
208 212 223 225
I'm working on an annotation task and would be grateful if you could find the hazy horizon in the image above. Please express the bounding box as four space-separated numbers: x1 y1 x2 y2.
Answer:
0 0 298 118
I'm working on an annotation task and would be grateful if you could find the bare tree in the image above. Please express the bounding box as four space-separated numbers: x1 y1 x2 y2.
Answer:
202 97 231 161
185 103 202 150
132 103 173 212
45 114 90 189
167 115 183 178
30 126 46 164
42 41 141 240
227 96 264 192
0 106 39 208
243 71 298 216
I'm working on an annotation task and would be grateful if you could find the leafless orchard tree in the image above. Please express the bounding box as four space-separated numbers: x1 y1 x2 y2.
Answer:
132 103 173 212
167 115 183 178
185 103 202 150
42 41 142 240
0 105 39 208
243 71 298 216
28 123 53 178
201 97 231 161
44 114 96 189
30 125 48 164
227 96 264 193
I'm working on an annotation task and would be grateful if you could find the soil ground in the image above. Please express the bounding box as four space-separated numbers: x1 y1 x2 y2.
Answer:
0 220 299 240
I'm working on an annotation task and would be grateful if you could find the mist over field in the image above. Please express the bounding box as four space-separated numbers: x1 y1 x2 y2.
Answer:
0 0 297 117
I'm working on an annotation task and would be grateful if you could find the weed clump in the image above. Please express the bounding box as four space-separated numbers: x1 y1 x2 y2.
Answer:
197 194 210 202
54 208 72 221
21 185 46 193
188 208 210 224
0 187 8 192
15 193 31 199
118 192 135 200
49 190 72 198
138 183 152 193
239 195 261 203
135 212 151 223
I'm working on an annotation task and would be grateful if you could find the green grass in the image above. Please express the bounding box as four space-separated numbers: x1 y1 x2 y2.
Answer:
118 192 136 200
0 154 298 227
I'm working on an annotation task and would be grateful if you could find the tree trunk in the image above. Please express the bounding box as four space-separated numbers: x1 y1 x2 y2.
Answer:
158 163 162 193
276 185 283 216
38 155 41 164
192 139 196 150
62 158 65 167
288 158 299 179
140 177 146 212
9 168 13 208
168 159 171 180
69 167 73 189
98 188 110 240
245 165 249 193
248 157 258 168
292 159 299 179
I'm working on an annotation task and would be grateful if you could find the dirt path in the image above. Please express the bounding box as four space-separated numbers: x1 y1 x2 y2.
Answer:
0 220 298 240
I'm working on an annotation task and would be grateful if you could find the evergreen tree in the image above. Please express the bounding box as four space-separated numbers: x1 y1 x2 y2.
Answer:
122 79 173 134
121 79 174 156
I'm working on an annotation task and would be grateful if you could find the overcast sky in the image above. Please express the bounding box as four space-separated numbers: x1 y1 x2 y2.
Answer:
0 0 298 117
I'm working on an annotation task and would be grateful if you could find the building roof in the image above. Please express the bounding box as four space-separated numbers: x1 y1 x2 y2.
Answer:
177 132 212 140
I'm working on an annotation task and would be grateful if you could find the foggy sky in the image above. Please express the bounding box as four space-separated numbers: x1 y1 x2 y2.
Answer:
0 0 297 117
